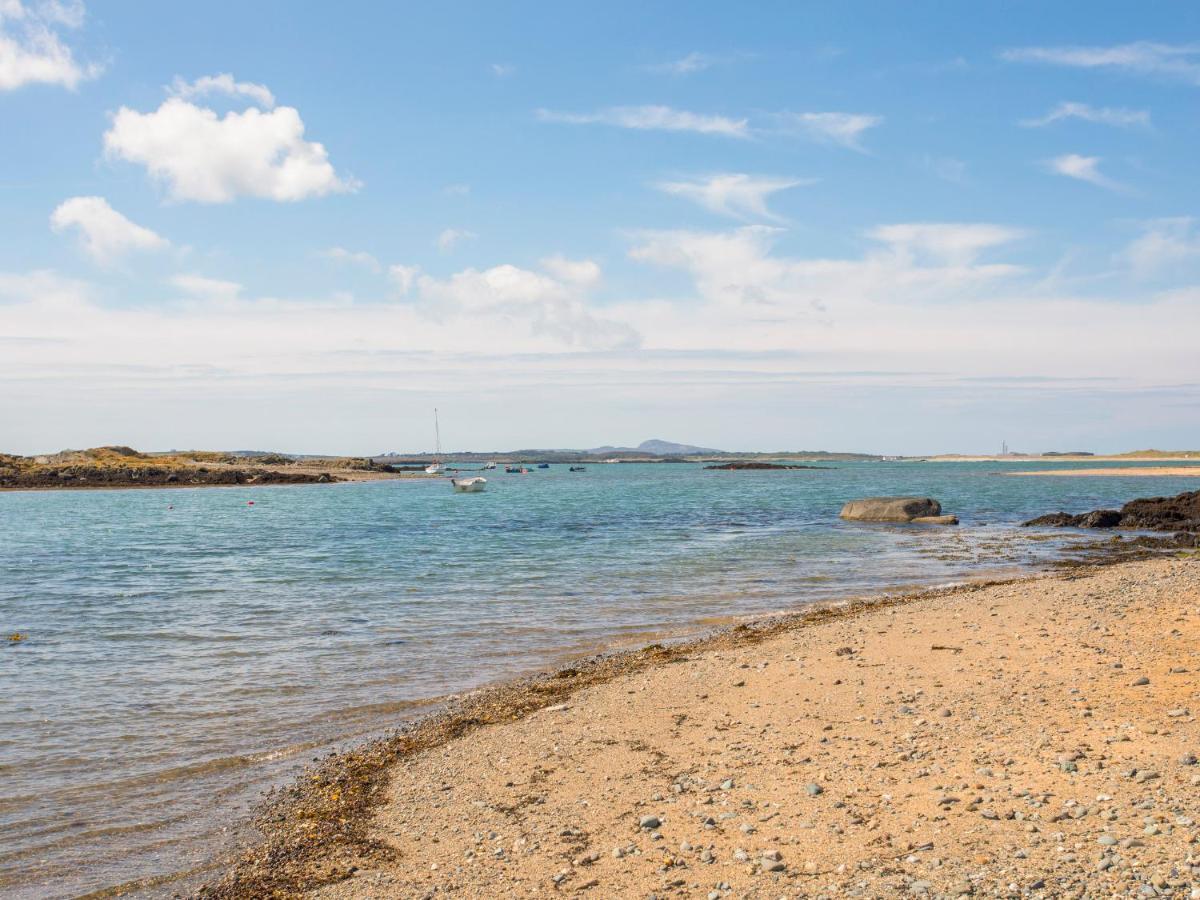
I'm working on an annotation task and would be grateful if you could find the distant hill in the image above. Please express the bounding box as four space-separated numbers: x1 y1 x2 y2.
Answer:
636 439 724 456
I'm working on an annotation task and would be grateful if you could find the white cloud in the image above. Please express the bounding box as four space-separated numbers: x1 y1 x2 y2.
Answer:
775 111 882 151
0 0 99 90
322 247 381 272
867 223 1025 266
103 91 359 203
1002 42 1200 86
416 263 636 349
536 105 749 138
388 263 419 295
170 273 242 302
437 228 476 252
169 73 275 108
490 63 514 77
1021 101 1150 129
443 183 470 196
49 196 168 264
1045 153 1126 192
539 255 601 287
655 173 812 222
1123 218 1200 274
646 52 716 75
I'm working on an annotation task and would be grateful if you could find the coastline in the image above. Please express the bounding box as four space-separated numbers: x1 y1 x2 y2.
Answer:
196 550 1200 899
1008 468 1200 478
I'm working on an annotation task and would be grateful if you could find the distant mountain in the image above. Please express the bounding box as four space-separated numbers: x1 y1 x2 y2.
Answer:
582 439 724 456
636 439 724 456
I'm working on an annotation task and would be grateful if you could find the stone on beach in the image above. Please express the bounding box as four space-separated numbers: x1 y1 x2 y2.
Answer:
839 496 943 522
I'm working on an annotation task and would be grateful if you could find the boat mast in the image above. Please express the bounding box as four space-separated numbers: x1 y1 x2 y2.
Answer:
434 407 442 461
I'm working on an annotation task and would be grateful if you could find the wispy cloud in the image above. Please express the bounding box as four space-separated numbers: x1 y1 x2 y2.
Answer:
443 183 470 196
1044 153 1127 192
490 63 515 78
924 156 968 184
655 173 813 222
1122 218 1200 274
645 52 717 75
868 223 1025 266
50 196 168 264
774 111 882 151
437 228 477 252
1001 42 1200 86
169 73 275 108
536 105 749 138
322 247 381 273
1021 101 1150 129
170 273 243 302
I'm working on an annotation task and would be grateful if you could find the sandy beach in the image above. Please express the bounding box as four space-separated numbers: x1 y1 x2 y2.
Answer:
203 556 1200 899
1009 468 1200 478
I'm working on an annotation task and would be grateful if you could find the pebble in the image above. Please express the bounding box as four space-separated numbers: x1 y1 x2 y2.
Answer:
804 783 823 796
639 815 661 830
1132 676 1151 686
1098 834 1118 846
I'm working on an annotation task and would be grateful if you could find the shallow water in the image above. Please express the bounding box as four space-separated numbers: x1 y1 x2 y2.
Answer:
2 459 1197 897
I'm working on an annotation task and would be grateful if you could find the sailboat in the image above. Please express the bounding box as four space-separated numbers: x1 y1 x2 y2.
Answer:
425 408 443 474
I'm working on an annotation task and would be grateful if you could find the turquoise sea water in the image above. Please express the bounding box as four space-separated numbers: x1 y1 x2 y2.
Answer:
2 460 1198 898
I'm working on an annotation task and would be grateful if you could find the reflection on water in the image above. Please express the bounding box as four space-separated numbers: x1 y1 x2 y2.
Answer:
2 460 1197 897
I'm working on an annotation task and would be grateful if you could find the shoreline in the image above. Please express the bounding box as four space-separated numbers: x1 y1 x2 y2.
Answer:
1007 467 1200 478
194 546 1197 899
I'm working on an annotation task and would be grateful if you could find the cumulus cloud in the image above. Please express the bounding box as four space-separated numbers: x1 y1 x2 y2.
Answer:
49 196 168 263
169 72 275 108
774 111 882 151
0 0 99 90
437 228 476 252
1002 42 1200 86
1021 101 1150 129
536 105 749 138
103 85 359 203
322 247 381 272
656 173 812 222
1045 153 1126 192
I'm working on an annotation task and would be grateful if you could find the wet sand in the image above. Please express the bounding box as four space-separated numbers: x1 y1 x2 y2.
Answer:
201 557 1200 899
1009 468 1200 478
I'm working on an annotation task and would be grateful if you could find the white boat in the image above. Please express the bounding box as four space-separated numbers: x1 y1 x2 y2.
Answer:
425 408 443 474
483 461 497 470
451 476 487 493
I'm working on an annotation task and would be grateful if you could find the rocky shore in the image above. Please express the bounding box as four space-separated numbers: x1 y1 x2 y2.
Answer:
0 446 407 490
200 556 1200 900
1025 490 1200 536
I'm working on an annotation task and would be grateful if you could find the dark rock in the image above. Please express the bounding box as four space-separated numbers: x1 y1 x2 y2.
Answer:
1023 490 1200 533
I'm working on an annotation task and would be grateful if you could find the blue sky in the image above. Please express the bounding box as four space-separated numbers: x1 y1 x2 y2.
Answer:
1 1 1199 455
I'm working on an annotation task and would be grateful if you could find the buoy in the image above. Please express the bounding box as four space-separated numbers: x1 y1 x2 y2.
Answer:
247 501 255 506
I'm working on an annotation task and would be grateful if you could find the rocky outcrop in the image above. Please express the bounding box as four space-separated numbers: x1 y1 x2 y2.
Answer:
0 464 336 489
1023 490 1200 532
840 497 943 522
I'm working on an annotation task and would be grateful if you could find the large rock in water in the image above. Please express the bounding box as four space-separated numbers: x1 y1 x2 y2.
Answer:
840 497 942 522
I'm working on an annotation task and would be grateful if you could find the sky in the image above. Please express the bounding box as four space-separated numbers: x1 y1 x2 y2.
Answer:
1 1 1199 455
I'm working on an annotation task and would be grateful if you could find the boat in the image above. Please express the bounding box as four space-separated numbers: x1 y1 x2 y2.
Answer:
536 463 550 469
504 465 530 474
425 408 443 474
483 461 497 470
451 476 487 493
569 466 586 472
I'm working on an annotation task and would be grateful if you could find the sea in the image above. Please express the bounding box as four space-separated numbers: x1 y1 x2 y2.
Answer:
2 459 1198 898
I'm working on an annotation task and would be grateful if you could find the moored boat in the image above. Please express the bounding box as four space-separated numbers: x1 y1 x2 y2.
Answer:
451 476 487 493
